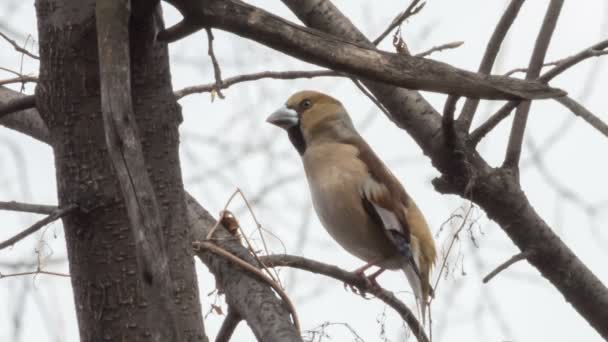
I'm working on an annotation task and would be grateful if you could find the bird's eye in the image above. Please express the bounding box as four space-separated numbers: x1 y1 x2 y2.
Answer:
300 99 312 110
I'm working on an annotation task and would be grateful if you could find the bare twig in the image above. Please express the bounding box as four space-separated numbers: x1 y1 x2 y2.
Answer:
0 31 39 59
260 254 430 342
351 78 390 117
175 70 338 99
0 75 37 86
504 61 558 76
0 269 69 280
414 41 464 58
0 94 35 119
556 96 608 138
215 308 242 342
504 0 564 169
431 204 474 295
459 0 526 129
0 204 78 250
193 241 300 333
483 251 531 283
205 28 225 100
206 189 282 287
507 40 608 78
0 201 57 215
470 39 608 145
372 0 426 45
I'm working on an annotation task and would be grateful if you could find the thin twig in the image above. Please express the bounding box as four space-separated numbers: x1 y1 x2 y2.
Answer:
0 75 38 86
458 0 526 129
205 28 225 100
372 0 426 45
175 70 338 99
0 204 78 250
205 189 282 287
0 94 36 119
556 96 608 138
215 308 242 342
414 41 464 58
504 61 558 76
432 204 474 296
0 31 39 59
350 78 391 117
483 251 531 283
260 254 430 342
0 269 70 280
504 0 564 169
470 39 608 145
193 241 301 334
0 201 57 215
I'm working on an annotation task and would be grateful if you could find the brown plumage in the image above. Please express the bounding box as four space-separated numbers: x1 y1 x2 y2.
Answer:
267 90 437 319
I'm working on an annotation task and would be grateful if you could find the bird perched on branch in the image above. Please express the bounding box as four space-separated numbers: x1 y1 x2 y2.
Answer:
267 90 436 320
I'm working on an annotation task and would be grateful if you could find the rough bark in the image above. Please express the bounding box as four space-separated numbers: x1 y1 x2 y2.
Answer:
33 1 206 341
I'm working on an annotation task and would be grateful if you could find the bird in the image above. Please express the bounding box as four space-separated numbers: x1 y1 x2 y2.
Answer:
266 90 437 320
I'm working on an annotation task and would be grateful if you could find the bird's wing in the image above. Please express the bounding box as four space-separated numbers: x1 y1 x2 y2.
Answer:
347 135 435 321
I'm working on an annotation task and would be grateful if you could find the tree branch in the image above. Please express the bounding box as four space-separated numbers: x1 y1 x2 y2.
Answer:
192 241 300 333
458 0 525 129
0 204 77 250
0 201 57 215
0 31 39 60
556 96 608 138
0 94 35 119
260 254 430 342
483 251 531 283
186 193 303 342
215 308 242 342
469 40 608 145
0 87 49 143
174 70 338 99
414 40 463 58
160 0 564 100
372 0 426 45
504 0 564 170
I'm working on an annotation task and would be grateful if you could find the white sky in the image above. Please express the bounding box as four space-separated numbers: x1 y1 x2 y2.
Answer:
1 1 607 341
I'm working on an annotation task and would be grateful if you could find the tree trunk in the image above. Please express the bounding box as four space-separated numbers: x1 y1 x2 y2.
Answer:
34 1 206 340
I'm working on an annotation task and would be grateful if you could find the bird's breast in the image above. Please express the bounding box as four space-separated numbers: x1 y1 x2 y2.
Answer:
302 144 397 264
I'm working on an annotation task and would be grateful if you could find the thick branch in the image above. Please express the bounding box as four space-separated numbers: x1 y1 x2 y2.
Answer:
504 0 564 169
0 204 77 250
0 94 35 119
215 309 241 342
0 87 49 143
458 0 525 129
260 254 429 342
95 1 182 340
160 0 564 100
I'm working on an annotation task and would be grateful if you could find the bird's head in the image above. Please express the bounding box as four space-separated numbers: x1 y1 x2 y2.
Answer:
267 90 355 154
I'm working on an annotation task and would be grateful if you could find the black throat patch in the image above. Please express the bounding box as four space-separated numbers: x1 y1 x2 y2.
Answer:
287 125 306 155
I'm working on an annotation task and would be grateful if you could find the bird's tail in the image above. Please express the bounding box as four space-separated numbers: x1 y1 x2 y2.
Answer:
402 262 427 324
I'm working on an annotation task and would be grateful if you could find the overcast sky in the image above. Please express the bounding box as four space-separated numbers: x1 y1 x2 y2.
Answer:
1 1 607 341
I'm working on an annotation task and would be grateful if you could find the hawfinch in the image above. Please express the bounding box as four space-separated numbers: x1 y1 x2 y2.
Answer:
267 90 437 319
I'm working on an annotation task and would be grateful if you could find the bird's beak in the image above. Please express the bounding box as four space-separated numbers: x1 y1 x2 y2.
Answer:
266 105 299 129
